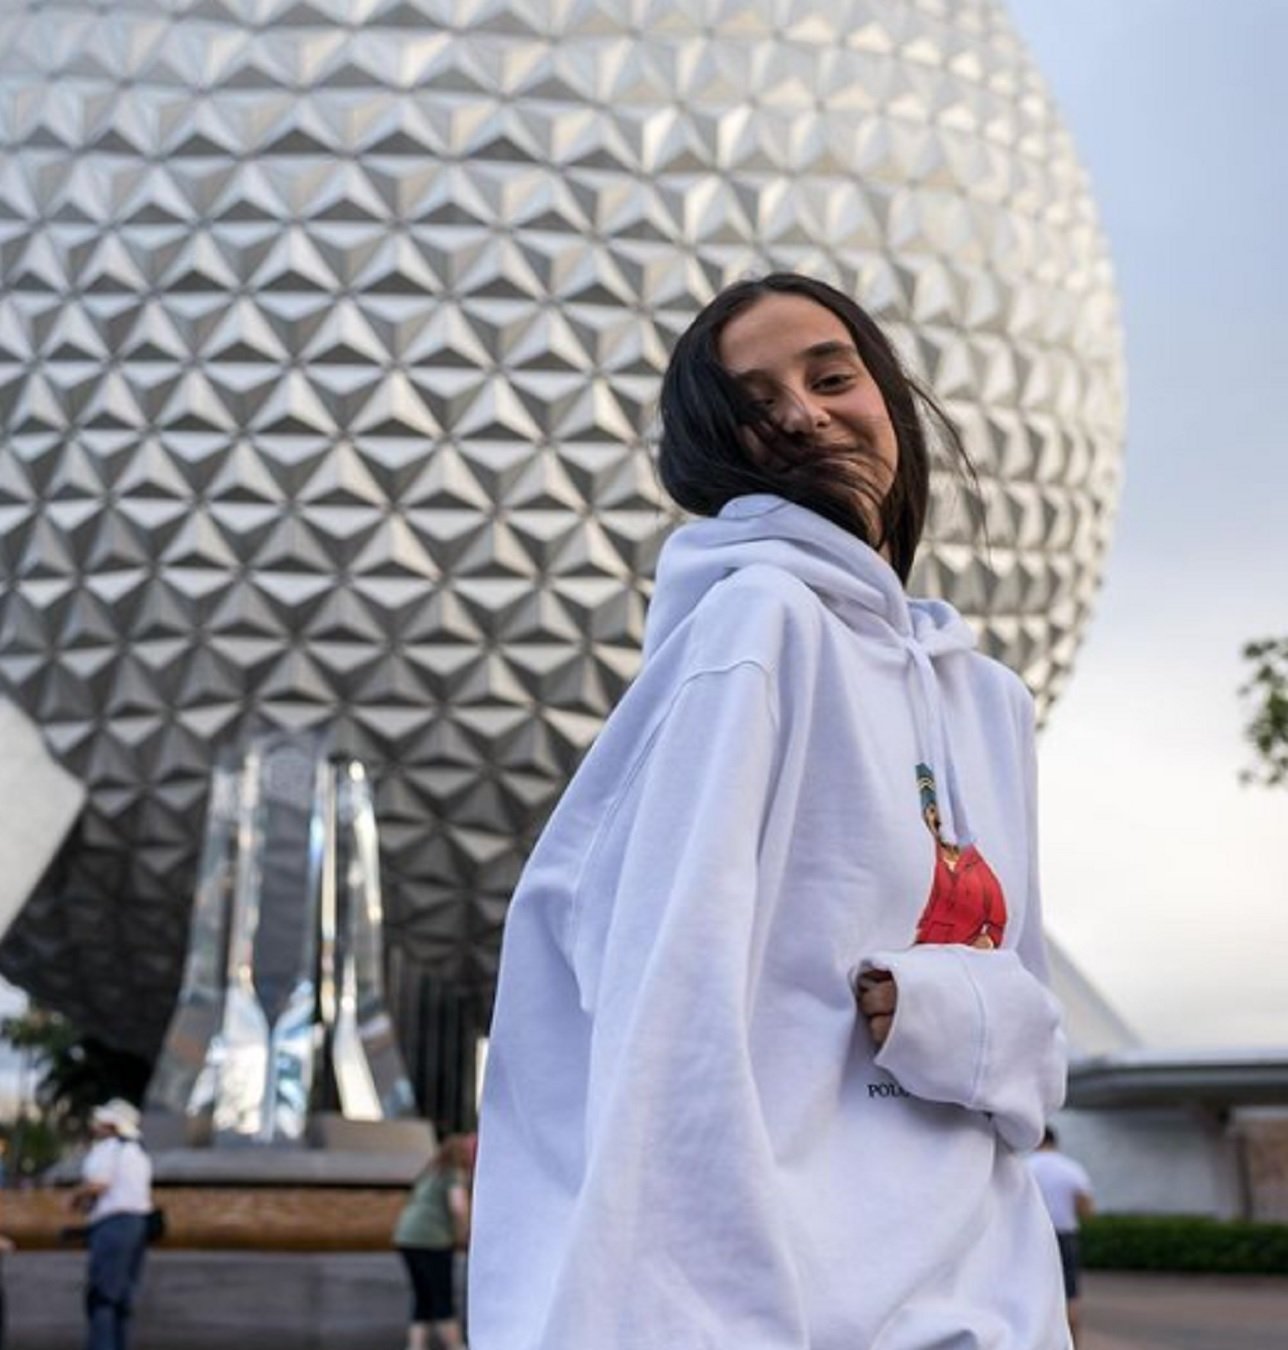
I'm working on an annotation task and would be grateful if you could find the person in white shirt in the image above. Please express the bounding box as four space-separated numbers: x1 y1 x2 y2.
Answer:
68 1099 153 1350
1027 1127 1096 1344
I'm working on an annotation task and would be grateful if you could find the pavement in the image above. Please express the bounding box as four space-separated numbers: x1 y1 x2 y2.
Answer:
1080 1271 1288 1349
5 1254 1288 1348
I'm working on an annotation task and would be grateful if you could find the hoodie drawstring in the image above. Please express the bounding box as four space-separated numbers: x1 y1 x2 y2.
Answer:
903 638 973 848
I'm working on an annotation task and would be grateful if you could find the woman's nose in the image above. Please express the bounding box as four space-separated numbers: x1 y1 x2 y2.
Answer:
775 391 829 435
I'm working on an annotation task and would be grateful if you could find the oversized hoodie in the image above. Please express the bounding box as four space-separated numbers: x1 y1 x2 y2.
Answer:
471 495 1070 1350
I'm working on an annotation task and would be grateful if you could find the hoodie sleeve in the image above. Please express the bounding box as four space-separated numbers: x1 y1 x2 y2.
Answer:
543 659 808 1350
857 686 1067 1153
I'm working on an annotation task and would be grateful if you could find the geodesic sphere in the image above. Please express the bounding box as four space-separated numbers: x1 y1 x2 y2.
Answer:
0 0 1124 1056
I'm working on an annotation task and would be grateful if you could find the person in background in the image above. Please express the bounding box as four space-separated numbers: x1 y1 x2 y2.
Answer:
454 1133 477 1346
0 1231 14 1350
394 1133 473 1350
1027 1126 1096 1344
67 1098 153 1350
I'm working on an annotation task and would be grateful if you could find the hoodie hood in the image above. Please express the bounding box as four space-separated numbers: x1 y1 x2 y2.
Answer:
644 494 981 845
645 495 977 660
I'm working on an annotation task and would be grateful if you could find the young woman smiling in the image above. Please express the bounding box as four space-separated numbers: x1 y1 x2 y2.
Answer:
471 273 1071 1350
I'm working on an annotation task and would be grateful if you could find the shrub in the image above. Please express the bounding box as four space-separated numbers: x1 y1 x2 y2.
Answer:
1082 1214 1288 1274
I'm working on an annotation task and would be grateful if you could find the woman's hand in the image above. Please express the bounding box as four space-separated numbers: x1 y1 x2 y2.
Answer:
856 969 897 1048
858 934 997 1048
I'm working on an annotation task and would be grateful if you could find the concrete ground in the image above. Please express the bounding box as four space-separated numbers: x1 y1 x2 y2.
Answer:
4 1254 1288 1348
1081 1270 1288 1349
4 1251 410 1349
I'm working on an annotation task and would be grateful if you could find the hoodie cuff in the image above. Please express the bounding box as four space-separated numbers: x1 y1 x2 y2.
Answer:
857 946 986 1108
853 946 1066 1151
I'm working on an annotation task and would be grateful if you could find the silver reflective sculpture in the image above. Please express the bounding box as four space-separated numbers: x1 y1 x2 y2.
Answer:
0 699 87 939
147 733 415 1141
0 0 1125 1066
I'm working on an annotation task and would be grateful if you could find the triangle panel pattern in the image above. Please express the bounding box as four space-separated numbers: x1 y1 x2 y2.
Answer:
0 0 1125 1057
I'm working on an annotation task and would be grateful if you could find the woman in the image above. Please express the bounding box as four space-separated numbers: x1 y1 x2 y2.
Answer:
393 1134 473 1350
471 273 1070 1348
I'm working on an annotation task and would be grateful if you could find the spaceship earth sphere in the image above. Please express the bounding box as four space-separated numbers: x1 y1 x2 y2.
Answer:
0 0 1125 1084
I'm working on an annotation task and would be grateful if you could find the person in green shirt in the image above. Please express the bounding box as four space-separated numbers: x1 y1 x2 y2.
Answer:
394 1134 474 1350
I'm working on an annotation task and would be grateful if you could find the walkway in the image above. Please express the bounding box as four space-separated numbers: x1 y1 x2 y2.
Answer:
1082 1271 1288 1349
5 1254 1287 1348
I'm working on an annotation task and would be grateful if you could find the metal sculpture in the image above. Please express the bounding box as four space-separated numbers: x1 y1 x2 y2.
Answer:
147 733 415 1141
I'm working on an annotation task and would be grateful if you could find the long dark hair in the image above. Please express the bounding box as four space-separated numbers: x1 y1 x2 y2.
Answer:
657 272 977 583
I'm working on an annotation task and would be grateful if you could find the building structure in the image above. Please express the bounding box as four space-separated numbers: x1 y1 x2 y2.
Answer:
0 0 1126 1122
1048 940 1288 1221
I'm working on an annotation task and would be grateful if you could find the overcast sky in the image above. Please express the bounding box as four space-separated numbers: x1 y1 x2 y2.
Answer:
1005 0 1287 1048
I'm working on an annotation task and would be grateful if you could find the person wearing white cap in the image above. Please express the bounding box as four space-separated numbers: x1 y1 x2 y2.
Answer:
68 1099 153 1350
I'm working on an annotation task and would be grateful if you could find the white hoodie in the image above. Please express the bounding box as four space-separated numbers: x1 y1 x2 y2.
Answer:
471 495 1070 1350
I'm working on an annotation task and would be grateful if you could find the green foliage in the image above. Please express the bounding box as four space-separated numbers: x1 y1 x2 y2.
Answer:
1 1005 149 1135
1240 637 1288 787
1 1113 65 1181
1082 1213 1288 1274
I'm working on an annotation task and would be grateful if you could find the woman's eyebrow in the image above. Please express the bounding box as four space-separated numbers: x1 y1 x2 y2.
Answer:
730 340 860 378
802 340 859 361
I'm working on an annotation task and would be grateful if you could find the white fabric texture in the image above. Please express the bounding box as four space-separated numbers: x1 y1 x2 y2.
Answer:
83 1137 152 1222
471 495 1070 1350
1027 1151 1094 1233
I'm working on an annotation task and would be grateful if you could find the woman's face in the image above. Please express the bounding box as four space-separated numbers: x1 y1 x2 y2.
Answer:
716 292 900 536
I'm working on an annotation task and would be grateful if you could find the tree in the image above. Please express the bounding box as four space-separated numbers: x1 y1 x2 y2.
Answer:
1240 637 1288 787
1 1005 150 1133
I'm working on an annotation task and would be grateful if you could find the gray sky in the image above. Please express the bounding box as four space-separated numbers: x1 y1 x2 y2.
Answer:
1006 0 1288 1046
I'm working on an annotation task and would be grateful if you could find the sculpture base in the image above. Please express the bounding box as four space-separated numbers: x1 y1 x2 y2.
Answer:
8 1180 416 1251
142 1112 435 1185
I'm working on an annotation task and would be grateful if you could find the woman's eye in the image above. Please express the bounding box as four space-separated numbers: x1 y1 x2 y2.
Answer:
815 371 855 391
